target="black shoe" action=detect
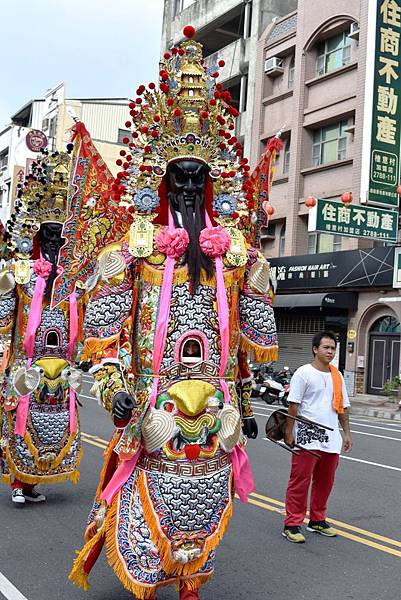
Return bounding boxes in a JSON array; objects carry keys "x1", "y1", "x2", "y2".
[{"x1": 23, "y1": 489, "x2": 46, "y2": 503}]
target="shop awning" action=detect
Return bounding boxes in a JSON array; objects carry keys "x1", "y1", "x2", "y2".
[{"x1": 274, "y1": 291, "x2": 358, "y2": 311}]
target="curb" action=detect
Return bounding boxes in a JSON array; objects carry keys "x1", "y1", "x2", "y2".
[{"x1": 351, "y1": 405, "x2": 401, "y2": 421}]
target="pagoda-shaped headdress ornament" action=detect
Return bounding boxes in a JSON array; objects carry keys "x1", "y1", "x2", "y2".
[
  {"x1": 5, "y1": 150, "x2": 71, "y2": 258},
  {"x1": 112, "y1": 25, "x2": 255, "y2": 230}
]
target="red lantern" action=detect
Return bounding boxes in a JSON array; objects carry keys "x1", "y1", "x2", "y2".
[
  {"x1": 341, "y1": 191, "x2": 353, "y2": 204},
  {"x1": 304, "y1": 196, "x2": 316, "y2": 208},
  {"x1": 397, "y1": 184, "x2": 401, "y2": 195},
  {"x1": 265, "y1": 204, "x2": 275, "y2": 216}
]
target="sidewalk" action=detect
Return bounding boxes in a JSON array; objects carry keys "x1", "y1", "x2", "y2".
[{"x1": 350, "y1": 394, "x2": 401, "y2": 421}]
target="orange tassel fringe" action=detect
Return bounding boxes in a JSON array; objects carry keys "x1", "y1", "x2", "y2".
[{"x1": 239, "y1": 336, "x2": 278, "y2": 363}]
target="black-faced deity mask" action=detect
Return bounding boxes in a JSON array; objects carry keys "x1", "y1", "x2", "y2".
[
  {"x1": 166, "y1": 160, "x2": 214, "y2": 292},
  {"x1": 39, "y1": 222, "x2": 63, "y2": 299},
  {"x1": 167, "y1": 160, "x2": 207, "y2": 214}
]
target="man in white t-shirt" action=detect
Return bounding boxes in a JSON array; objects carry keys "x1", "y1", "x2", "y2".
[{"x1": 282, "y1": 331, "x2": 352, "y2": 543}]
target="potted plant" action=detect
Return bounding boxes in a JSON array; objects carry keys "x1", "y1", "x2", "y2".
[{"x1": 383, "y1": 375, "x2": 401, "y2": 404}]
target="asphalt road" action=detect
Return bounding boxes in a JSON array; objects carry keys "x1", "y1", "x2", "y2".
[{"x1": 1, "y1": 375, "x2": 401, "y2": 600}]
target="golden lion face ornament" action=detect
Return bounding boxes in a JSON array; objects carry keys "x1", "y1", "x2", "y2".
[{"x1": 141, "y1": 379, "x2": 241, "y2": 459}]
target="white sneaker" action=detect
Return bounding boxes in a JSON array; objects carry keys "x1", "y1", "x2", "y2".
[
  {"x1": 23, "y1": 489, "x2": 46, "y2": 502},
  {"x1": 11, "y1": 488, "x2": 25, "y2": 504}
]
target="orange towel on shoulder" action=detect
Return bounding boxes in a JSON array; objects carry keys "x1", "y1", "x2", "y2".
[{"x1": 329, "y1": 364, "x2": 344, "y2": 414}]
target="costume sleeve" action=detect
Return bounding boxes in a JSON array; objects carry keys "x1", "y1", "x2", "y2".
[
  {"x1": 236, "y1": 348, "x2": 254, "y2": 418},
  {"x1": 239, "y1": 248, "x2": 278, "y2": 363},
  {"x1": 0, "y1": 269, "x2": 16, "y2": 337},
  {"x1": 81, "y1": 250, "x2": 134, "y2": 414},
  {"x1": 0, "y1": 269, "x2": 17, "y2": 406}
]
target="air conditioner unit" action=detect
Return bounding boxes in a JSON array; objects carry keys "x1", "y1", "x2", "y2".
[
  {"x1": 348, "y1": 22, "x2": 360, "y2": 40},
  {"x1": 42, "y1": 118, "x2": 49, "y2": 130},
  {"x1": 264, "y1": 56, "x2": 284, "y2": 77}
]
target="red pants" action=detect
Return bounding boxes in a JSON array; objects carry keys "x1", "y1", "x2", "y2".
[
  {"x1": 11, "y1": 478, "x2": 34, "y2": 492},
  {"x1": 284, "y1": 450, "x2": 339, "y2": 526}
]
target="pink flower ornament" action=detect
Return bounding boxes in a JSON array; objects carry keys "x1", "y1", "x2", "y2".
[
  {"x1": 155, "y1": 227, "x2": 189, "y2": 259},
  {"x1": 199, "y1": 226, "x2": 231, "y2": 258},
  {"x1": 33, "y1": 258, "x2": 53, "y2": 279}
]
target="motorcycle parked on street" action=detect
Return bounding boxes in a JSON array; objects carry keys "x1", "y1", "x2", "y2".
[{"x1": 250, "y1": 364, "x2": 292, "y2": 407}]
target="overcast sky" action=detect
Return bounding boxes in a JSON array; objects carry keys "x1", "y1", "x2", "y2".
[{"x1": 0, "y1": 0, "x2": 165, "y2": 128}]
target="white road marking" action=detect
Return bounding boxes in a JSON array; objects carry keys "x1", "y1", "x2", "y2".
[
  {"x1": 339, "y1": 455, "x2": 401, "y2": 472},
  {"x1": 253, "y1": 407, "x2": 401, "y2": 436},
  {"x1": 78, "y1": 393, "x2": 97, "y2": 401},
  {"x1": 257, "y1": 410, "x2": 401, "y2": 441},
  {"x1": 0, "y1": 573, "x2": 28, "y2": 600},
  {"x1": 347, "y1": 422, "x2": 401, "y2": 433},
  {"x1": 349, "y1": 430, "x2": 401, "y2": 442},
  {"x1": 263, "y1": 438, "x2": 401, "y2": 472}
]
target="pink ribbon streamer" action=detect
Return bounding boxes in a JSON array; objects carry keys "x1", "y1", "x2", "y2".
[
  {"x1": 149, "y1": 209, "x2": 176, "y2": 407},
  {"x1": 205, "y1": 212, "x2": 255, "y2": 502},
  {"x1": 67, "y1": 291, "x2": 78, "y2": 360},
  {"x1": 101, "y1": 445, "x2": 142, "y2": 505},
  {"x1": 69, "y1": 387, "x2": 77, "y2": 433},
  {"x1": 149, "y1": 255, "x2": 175, "y2": 407},
  {"x1": 230, "y1": 444, "x2": 256, "y2": 502},
  {"x1": 23, "y1": 277, "x2": 46, "y2": 358},
  {"x1": 101, "y1": 211, "x2": 177, "y2": 504},
  {"x1": 14, "y1": 358, "x2": 32, "y2": 437}
]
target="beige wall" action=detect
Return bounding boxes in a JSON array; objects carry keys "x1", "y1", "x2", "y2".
[
  {"x1": 252, "y1": 1, "x2": 401, "y2": 394},
  {"x1": 253, "y1": 0, "x2": 364, "y2": 257}
]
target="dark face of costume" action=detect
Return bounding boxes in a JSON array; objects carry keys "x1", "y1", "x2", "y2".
[
  {"x1": 166, "y1": 160, "x2": 214, "y2": 292},
  {"x1": 39, "y1": 222, "x2": 63, "y2": 300},
  {"x1": 167, "y1": 161, "x2": 207, "y2": 214},
  {"x1": 39, "y1": 222, "x2": 63, "y2": 263}
]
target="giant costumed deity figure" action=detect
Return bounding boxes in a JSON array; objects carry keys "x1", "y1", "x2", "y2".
[
  {"x1": 0, "y1": 150, "x2": 84, "y2": 505},
  {"x1": 68, "y1": 27, "x2": 278, "y2": 599}
]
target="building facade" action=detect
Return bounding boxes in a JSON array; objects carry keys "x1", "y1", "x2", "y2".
[
  {"x1": 251, "y1": 0, "x2": 401, "y2": 397},
  {"x1": 161, "y1": 0, "x2": 297, "y2": 157},
  {"x1": 0, "y1": 82, "x2": 130, "y2": 225}
]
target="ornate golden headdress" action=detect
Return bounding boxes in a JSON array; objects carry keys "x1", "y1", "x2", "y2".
[
  {"x1": 6, "y1": 150, "x2": 70, "y2": 258},
  {"x1": 112, "y1": 26, "x2": 252, "y2": 224}
]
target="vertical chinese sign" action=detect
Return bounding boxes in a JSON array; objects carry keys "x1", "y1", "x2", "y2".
[{"x1": 362, "y1": 0, "x2": 401, "y2": 208}]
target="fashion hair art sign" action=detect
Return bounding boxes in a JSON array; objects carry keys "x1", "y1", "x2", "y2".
[{"x1": 270, "y1": 247, "x2": 395, "y2": 291}]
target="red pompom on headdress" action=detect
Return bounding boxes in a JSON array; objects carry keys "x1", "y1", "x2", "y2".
[{"x1": 183, "y1": 25, "x2": 196, "y2": 38}]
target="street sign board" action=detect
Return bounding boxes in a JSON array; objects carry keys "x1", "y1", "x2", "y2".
[
  {"x1": 308, "y1": 198, "x2": 398, "y2": 243},
  {"x1": 361, "y1": 0, "x2": 401, "y2": 208},
  {"x1": 26, "y1": 129, "x2": 48, "y2": 152}
]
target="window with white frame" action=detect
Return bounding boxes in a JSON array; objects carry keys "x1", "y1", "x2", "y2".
[
  {"x1": 174, "y1": 0, "x2": 196, "y2": 15},
  {"x1": 117, "y1": 128, "x2": 131, "y2": 145},
  {"x1": 308, "y1": 232, "x2": 342, "y2": 254},
  {"x1": 283, "y1": 137, "x2": 291, "y2": 173},
  {"x1": 0, "y1": 150, "x2": 8, "y2": 173},
  {"x1": 312, "y1": 120, "x2": 347, "y2": 166},
  {"x1": 288, "y1": 56, "x2": 295, "y2": 88},
  {"x1": 316, "y1": 31, "x2": 351, "y2": 76}
]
